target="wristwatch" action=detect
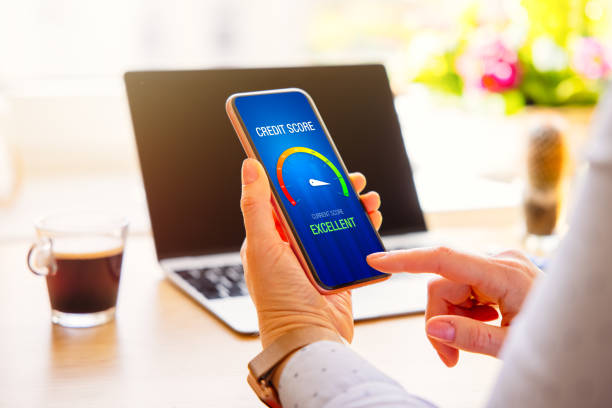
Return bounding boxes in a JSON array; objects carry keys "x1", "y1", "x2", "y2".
[{"x1": 247, "y1": 326, "x2": 343, "y2": 407}]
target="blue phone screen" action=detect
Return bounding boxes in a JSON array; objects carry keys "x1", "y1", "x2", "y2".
[{"x1": 233, "y1": 90, "x2": 386, "y2": 289}]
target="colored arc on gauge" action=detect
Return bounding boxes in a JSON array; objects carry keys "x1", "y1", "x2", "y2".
[{"x1": 276, "y1": 146, "x2": 349, "y2": 206}]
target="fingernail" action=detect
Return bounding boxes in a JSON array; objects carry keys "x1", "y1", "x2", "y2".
[
  {"x1": 367, "y1": 252, "x2": 387, "y2": 261},
  {"x1": 242, "y1": 159, "x2": 258, "y2": 185},
  {"x1": 426, "y1": 321, "x2": 455, "y2": 342}
]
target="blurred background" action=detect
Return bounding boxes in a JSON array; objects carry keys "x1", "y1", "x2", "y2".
[{"x1": 1, "y1": 0, "x2": 610, "y2": 238}]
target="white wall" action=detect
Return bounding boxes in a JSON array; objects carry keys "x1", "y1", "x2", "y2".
[{"x1": 5, "y1": 79, "x2": 137, "y2": 177}]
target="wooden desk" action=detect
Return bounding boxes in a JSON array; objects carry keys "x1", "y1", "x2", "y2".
[{"x1": 0, "y1": 218, "x2": 517, "y2": 408}]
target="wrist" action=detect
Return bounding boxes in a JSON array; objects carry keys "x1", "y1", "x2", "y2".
[{"x1": 258, "y1": 313, "x2": 338, "y2": 348}]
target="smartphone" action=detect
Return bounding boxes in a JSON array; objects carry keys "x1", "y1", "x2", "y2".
[{"x1": 226, "y1": 88, "x2": 389, "y2": 293}]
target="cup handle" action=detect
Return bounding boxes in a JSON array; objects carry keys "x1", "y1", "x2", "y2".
[{"x1": 27, "y1": 237, "x2": 57, "y2": 276}]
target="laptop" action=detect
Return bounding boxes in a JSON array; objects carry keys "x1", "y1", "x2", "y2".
[{"x1": 124, "y1": 64, "x2": 436, "y2": 334}]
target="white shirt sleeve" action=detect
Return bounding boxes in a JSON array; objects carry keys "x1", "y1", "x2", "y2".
[
  {"x1": 486, "y1": 84, "x2": 612, "y2": 408},
  {"x1": 278, "y1": 340, "x2": 436, "y2": 408}
]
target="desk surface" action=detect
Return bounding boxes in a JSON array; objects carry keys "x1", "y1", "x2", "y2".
[{"x1": 0, "y1": 213, "x2": 520, "y2": 408}]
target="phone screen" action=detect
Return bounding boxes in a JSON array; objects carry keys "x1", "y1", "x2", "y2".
[{"x1": 232, "y1": 90, "x2": 387, "y2": 289}]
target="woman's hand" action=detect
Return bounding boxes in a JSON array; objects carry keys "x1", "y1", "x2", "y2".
[
  {"x1": 240, "y1": 158, "x2": 382, "y2": 347},
  {"x1": 367, "y1": 247, "x2": 540, "y2": 366}
]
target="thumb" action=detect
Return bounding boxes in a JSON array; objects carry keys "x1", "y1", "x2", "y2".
[
  {"x1": 425, "y1": 315, "x2": 507, "y2": 358},
  {"x1": 240, "y1": 158, "x2": 280, "y2": 244}
]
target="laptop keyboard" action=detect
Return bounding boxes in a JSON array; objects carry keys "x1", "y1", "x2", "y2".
[
  {"x1": 176, "y1": 265, "x2": 247, "y2": 300},
  {"x1": 174, "y1": 243, "x2": 420, "y2": 301}
]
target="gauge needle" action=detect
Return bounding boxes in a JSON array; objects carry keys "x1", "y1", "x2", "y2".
[{"x1": 309, "y1": 178, "x2": 330, "y2": 186}]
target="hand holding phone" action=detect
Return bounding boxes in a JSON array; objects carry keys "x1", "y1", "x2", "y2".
[
  {"x1": 227, "y1": 88, "x2": 389, "y2": 293},
  {"x1": 238, "y1": 158, "x2": 383, "y2": 345}
]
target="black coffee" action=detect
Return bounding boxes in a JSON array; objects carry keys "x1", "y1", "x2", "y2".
[{"x1": 46, "y1": 243, "x2": 123, "y2": 314}]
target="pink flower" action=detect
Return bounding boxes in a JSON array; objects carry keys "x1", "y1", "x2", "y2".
[
  {"x1": 457, "y1": 38, "x2": 520, "y2": 93},
  {"x1": 571, "y1": 37, "x2": 610, "y2": 80}
]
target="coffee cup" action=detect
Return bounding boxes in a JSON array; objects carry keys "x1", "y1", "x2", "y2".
[{"x1": 27, "y1": 213, "x2": 128, "y2": 328}]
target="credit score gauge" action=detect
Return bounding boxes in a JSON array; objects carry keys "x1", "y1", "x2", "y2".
[{"x1": 276, "y1": 146, "x2": 349, "y2": 206}]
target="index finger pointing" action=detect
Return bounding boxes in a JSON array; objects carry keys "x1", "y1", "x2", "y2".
[{"x1": 366, "y1": 246, "x2": 496, "y2": 286}]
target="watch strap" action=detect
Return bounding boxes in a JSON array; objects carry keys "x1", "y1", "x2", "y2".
[{"x1": 247, "y1": 326, "x2": 342, "y2": 407}]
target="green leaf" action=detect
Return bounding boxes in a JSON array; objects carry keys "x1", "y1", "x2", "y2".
[{"x1": 502, "y1": 90, "x2": 526, "y2": 114}]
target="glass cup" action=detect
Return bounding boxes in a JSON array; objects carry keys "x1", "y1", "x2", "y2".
[{"x1": 27, "y1": 213, "x2": 128, "y2": 328}]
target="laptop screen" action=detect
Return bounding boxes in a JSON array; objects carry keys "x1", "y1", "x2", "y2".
[{"x1": 125, "y1": 65, "x2": 426, "y2": 260}]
